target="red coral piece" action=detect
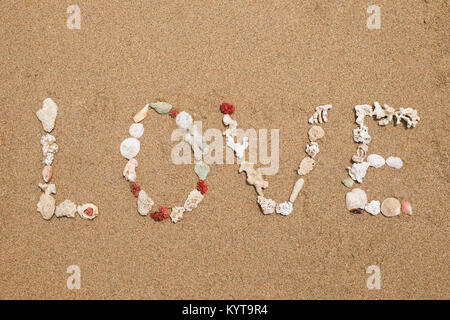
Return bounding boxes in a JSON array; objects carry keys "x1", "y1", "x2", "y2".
[
  {"x1": 150, "y1": 206, "x2": 170, "y2": 221},
  {"x1": 84, "y1": 207, "x2": 93, "y2": 216},
  {"x1": 130, "y1": 182, "x2": 141, "y2": 197},
  {"x1": 220, "y1": 102, "x2": 235, "y2": 114},
  {"x1": 168, "y1": 109, "x2": 180, "y2": 118},
  {"x1": 196, "y1": 180, "x2": 208, "y2": 195}
]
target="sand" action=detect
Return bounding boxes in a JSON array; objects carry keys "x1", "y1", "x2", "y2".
[{"x1": 0, "y1": 1, "x2": 448, "y2": 299}]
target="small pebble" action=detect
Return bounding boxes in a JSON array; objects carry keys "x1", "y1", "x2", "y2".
[
  {"x1": 129, "y1": 123, "x2": 144, "y2": 138},
  {"x1": 194, "y1": 161, "x2": 210, "y2": 180},
  {"x1": 381, "y1": 197, "x2": 401, "y2": 217},
  {"x1": 386, "y1": 156, "x2": 403, "y2": 169},
  {"x1": 401, "y1": 201, "x2": 412, "y2": 215},
  {"x1": 342, "y1": 177, "x2": 354, "y2": 188}
]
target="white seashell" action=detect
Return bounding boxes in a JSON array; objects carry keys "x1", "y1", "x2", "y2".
[
  {"x1": 44, "y1": 153, "x2": 54, "y2": 166},
  {"x1": 365, "y1": 200, "x2": 381, "y2": 216},
  {"x1": 345, "y1": 188, "x2": 368, "y2": 212},
  {"x1": 137, "y1": 190, "x2": 154, "y2": 216},
  {"x1": 386, "y1": 156, "x2": 403, "y2": 169},
  {"x1": 305, "y1": 142, "x2": 319, "y2": 158},
  {"x1": 120, "y1": 137, "x2": 140, "y2": 159},
  {"x1": 133, "y1": 104, "x2": 149, "y2": 123},
  {"x1": 77, "y1": 203, "x2": 98, "y2": 220},
  {"x1": 297, "y1": 157, "x2": 315, "y2": 176},
  {"x1": 308, "y1": 125, "x2": 325, "y2": 142},
  {"x1": 353, "y1": 125, "x2": 371, "y2": 144},
  {"x1": 367, "y1": 154, "x2": 385, "y2": 168},
  {"x1": 129, "y1": 123, "x2": 144, "y2": 138},
  {"x1": 276, "y1": 201, "x2": 293, "y2": 216},
  {"x1": 347, "y1": 162, "x2": 370, "y2": 183},
  {"x1": 289, "y1": 178, "x2": 304, "y2": 203},
  {"x1": 256, "y1": 196, "x2": 277, "y2": 215},
  {"x1": 123, "y1": 158, "x2": 138, "y2": 182},
  {"x1": 351, "y1": 144, "x2": 368, "y2": 163},
  {"x1": 170, "y1": 206, "x2": 185, "y2": 223},
  {"x1": 184, "y1": 189, "x2": 204, "y2": 212},
  {"x1": 37, "y1": 183, "x2": 56, "y2": 220},
  {"x1": 381, "y1": 198, "x2": 401, "y2": 217},
  {"x1": 55, "y1": 200, "x2": 77, "y2": 218},
  {"x1": 36, "y1": 98, "x2": 58, "y2": 132},
  {"x1": 176, "y1": 111, "x2": 193, "y2": 129}
]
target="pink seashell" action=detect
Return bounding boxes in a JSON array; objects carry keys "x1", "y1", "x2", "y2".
[
  {"x1": 42, "y1": 165, "x2": 53, "y2": 183},
  {"x1": 401, "y1": 201, "x2": 412, "y2": 215}
]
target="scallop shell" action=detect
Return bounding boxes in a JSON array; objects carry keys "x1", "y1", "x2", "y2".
[
  {"x1": 120, "y1": 137, "x2": 140, "y2": 159},
  {"x1": 129, "y1": 123, "x2": 144, "y2": 138}
]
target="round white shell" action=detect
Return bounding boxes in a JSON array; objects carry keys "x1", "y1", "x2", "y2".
[
  {"x1": 176, "y1": 111, "x2": 193, "y2": 129},
  {"x1": 386, "y1": 156, "x2": 403, "y2": 169},
  {"x1": 367, "y1": 154, "x2": 385, "y2": 168},
  {"x1": 129, "y1": 123, "x2": 144, "y2": 138},
  {"x1": 120, "y1": 137, "x2": 140, "y2": 159}
]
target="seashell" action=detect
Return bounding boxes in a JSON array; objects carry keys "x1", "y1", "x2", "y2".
[
  {"x1": 342, "y1": 177, "x2": 354, "y2": 188},
  {"x1": 401, "y1": 201, "x2": 412, "y2": 215},
  {"x1": 44, "y1": 153, "x2": 54, "y2": 166},
  {"x1": 347, "y1": 162, "x2": 370, "y2": 183},
  {"x1": 37, "y1": 183, "x2": 56, "y2": 220},
  {"x1": 120, "y1": 137, "x2": 140, "y2": 159},
  {"x1": 297, "y1": 157, "x2": 315, "y2": 176},
  {"x1": 137, "y1": 190, "x2": 154, "y2": 216},
  {"x1": 256, "y1": 196, "x2": 277, "y2": 215},
  {"x1": 365, "y1": 200, "x2": 380, "y2": 216},
  {"x1": 129, "y1": 123, "x2": 144, "y2": 138},
  {"x1": 77, "y1": 203, "x2": 98, "y2": 220},
  {"x1": 276, "y1": 201, "x2": 293, "y2": 216},
  {"x1": 183, "y1": 189, "x2": 204, "y2": 212},
  {"x1": 308, "y1": 104, "x2": 332, "y2": 124},
  {"x1": 123, "y1": 158, "x2": 138, "y2": 182},
  {"x1": 381, "y1": 197, "x2": 401, "y2": 217},
  {"x1": 55, "y1": 200, "x2": 77, "y2": 218},
  {"x1": 367, "y1": 154, "x2": 385, "y2": 168},
  {"x1": 308, "y1": 125, "x2": 325, "y2": 142},
  {"x1": 42, "y1": 166, "x2": 53, "y2": 183},
  {"x1": 352, "y1": 144, "x2": 369, "y2": 163},
  {"x1": 345, "y1": 188, "x2": 368, "y2": 212},
  {"x1": 289, "y1": 178, "x2": 304, "y2": 203},
  {"x1": 239, "y1": 162, "x2": 268, "y2": 196},
  {"x1": 305, "y1": 142, "x2": 319, "y2": 158},
  {"x1": 170, "y1": 206, "x2": 185, "y2": 223},
  {"x1": 353, "y1": 125, "x2": 371, "y2": 144},
  {"x1": 176, "y1": 111, "x2": 193, "y2": 129},
  {"x1": 133, "y1": 104, "x2": 149, "y2": 123},
  {"x1": 386, "y1": 156, "x2": 403, "y2": 169},
  {"x1": 150, "y1": 101, "x2": 172, "y2": 114},
  {"x1": 194, "y1": 161, "x2": 210, "y2": 180},
  {"x1": 36, "y1": 98, "x2": 58, "y2": 132}
]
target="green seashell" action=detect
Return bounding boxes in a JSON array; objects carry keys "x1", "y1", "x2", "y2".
[
  {"x1": 150, "y1": 101, "x2": 172, "y2": 114},
  {"x1": 194, "y1": 161, "x2": 210, "y2": 180},
  {"x1": 342, "y1": 177, "x2": 354, "y2": 188}
]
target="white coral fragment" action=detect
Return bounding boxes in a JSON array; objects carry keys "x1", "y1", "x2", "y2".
[
  {"x1": 256, "y1": 196, "x2": 277, "y2": 215},
  {"x1": 55, "y1": 200, "x2": 77, "y2": 218},
  {"x1": 183, "y1": 189, "x2": 204, "y2": 212},
  {"x1": 354, "y1": 104, "x2": 373, "y2": 127},
  {"x1": 308, "y1": 104, "x2": 332, "y2": 124},
  {"x1": 36, "y1": 98, "x2": 58, "y2": 132},
  {"x1": 394, "y1": 108, "x2": 420, "y2": 128},
  {"x1": 40, "y1": 134, "x2": 58, "y2": 165},
  {"x1": 353, "y1": 125, "x2": 371, "y2": 144},
  {"x1": 37, "y1": 183, "x2": 56, "y2": 220},
  {"x1": 347, "y1": 162, "x2": 370, "y2": 183},
  {"x1": 170, "y1": 206, "x2": 185, "y2": 223},
  {"x1": 223, "y1": 114, "x2": 248, "y2": 159},
  {"x1": 137, "y1": 190, "x2": 154, "y2": 216},
  {"x1": 305, "y1": 142, "x2": 319, "y2": 158},
  {"x1": 276, "y1": 201, "x2": 293, "y2": 216},
  {"x1": 289, "y1": 178, "x2": 304, "y2": 203},
  {"x1": 123, "y1": 158, "x2": 138, "y2": 182},
  {"x1": 238, "y1": 162, "x2": 269, "y2": 196}
]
